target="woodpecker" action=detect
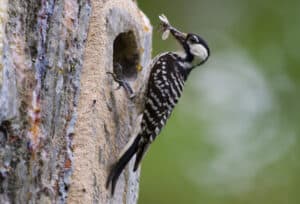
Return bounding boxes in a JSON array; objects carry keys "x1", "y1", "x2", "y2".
[{"x1": 106, "y1": 14, "x2": 210, "y2": 195}]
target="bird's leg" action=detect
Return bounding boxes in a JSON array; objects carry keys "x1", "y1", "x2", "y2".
[{"x1": 107, "y1": 63, "x2": 136, "y2": 99}]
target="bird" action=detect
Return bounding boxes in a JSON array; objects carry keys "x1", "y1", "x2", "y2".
[{"x1": 106, "y1": 14, "x2": 210, "y2": 195}]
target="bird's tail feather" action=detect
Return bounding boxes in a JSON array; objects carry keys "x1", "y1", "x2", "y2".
[
  {"x1": 106, "y1": 134, "x2": 141, "y2": 195},
  {"x1": 133, "y1": 141, "x2": 150, "y2": 171}
]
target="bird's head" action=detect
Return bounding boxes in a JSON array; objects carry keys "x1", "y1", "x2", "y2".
[
  {"x1": 184, "y1": 33, "x2": 210, "y2": 65},
  {"x1": 159, "y1": 14, "x2": 210, "y2": 67}
]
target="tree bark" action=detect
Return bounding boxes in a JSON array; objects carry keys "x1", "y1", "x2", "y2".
[{"x1": 0, "y1": 0, "x2": 152, "y2": 203}]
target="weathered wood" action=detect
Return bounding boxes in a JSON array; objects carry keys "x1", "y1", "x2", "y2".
[{"x1": 0, "y1": 0, "x2": 152, "y2": 203}]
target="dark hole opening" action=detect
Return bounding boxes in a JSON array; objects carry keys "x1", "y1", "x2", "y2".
[{"x1": 113, "y1": 31, "x2": 140, "y2": 80}]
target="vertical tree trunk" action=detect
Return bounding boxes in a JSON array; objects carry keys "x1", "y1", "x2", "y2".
[{"x1": 0, "y1": 0, "x2": 152, "y2": 203}]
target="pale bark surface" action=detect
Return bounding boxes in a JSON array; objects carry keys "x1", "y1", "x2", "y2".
[{"x1": 0, "y1": 0, "x2": 152, "y2": 203}]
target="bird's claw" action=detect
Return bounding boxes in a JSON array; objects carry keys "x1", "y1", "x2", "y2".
[
  {"x1": 107, "y1": 72, "x2": 136, "y2": 100},
  {"x1": 115, "y1": 85, "x2": 122, "y2": 90}
]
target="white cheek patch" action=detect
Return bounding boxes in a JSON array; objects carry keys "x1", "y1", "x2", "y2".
[{"x1": 190, "y1": 44, "x2": 208, "y2": 61}]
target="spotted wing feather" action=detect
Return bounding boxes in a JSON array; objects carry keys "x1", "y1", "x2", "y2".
[
  {"x1": 106, "y1": 53, "x2": 187, "y2": 195},
  {"x1": 133, "y1": 53, "x2": 186, "y2": 169}
]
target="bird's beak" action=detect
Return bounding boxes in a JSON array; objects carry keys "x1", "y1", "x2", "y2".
[
  {"x1": 159, "y1": 14, "x2": 187, "y2": 45},
  {"x1": 161, "y1": 25, "x2": 187, "y2": 46},
  {"x1": 171, "y1": 30, "x2": 187, "y2": 45}
]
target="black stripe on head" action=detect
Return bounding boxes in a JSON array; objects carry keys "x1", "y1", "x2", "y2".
[{"x1": 186, "y1": 33, "x2": 210, "y2": 57}]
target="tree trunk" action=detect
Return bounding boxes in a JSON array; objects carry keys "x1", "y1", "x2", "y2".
[{"x1": 0, "y1": 0, "x2": 152, "y2": 203}]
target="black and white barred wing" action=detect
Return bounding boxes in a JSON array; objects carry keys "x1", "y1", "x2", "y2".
[
  {"x1": 142, "y1": 53, "x2": 185, "y2": 141},
  {"x1": 106, "y1": 53, "x2": 185, "y2": 195},
  {"x1": 132, "y1": 53, "x2": 185, "y2": 169}
]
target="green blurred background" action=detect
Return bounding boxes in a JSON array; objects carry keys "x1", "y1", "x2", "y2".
[{"x1": 138, "y1": 0, "x2": 300, "y2": 204}]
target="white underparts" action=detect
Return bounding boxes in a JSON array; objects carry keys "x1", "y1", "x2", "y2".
[{"x1": 175, "y1": 51, "x2": 187, "y2": 59}]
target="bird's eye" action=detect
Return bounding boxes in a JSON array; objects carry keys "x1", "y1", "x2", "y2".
[{"x1": 189, "y1": 36, "x2": 197, "y2": 43}]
